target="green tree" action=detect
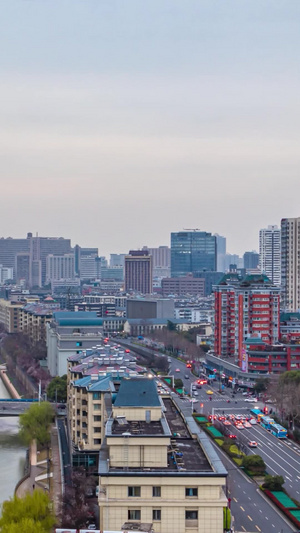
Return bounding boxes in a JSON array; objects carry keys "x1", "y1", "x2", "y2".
[
  {"x1": 46, "y1": 375, "x2": 67, "y2": 403},
  {"x1": 0, "y1": 490, "x2": 55, "y2": 533},
  {"x1": 167, "y1": 320, "x2": 177, "y2": 332},
  {"x1": 19, "y1": 402, "x2": 54, "y2": 447},
  {"x1": 263, "y1": 474, "x2": 285, "y2": 491},
  {"x1": 253, "y1": 377, "x2": 269, "y2": 393},
  {"x1": 242, "y1": 454, "x2": 266, "y2": 474}
]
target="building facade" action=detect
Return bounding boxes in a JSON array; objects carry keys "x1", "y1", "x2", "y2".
[
  {"x1": 259, "y1": 225, "x2": 281, "y2": 286},
  {"x1": 281, "y1": 217, "x2": 300, "y2": 311},
  {"x1": 215, "y1": 235, "x2": 226, "y2": 273},
  {"x1": 214, "y1": 274, "x2": 280, "y2": 366},
  {"x1": 98, "y1": 378, "x2": 227, "y2": 533},
  {"x1": 125, "y1": 250, "x2": 153, "y2": 294},
  {"x1": 243, "y1": 251, "x2": 259, "y2": 270},
  {"x1": 161, "y1": 276, "x2": 205, "y2": 297},
  {"x1": 171, "y1": 231, "x2": 216, "y2": 278},
  {"x1": 46, "y1": 254, "x2": 75, "y2": 283}
]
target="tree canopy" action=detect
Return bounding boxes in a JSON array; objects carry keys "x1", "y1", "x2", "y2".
[
  {"x1": 46, "y1": 375, "x2": 67, "y2": 403},
  {"x1": 19, "y1": 402, "x2": 54, "y2": 447},
  {"x1": 0, "y1": 490, "x2": 55, "y2": 533}
]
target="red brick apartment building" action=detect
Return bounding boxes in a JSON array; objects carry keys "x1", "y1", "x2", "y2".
[{"x1": 214, "y1": 274, "x2": 280, "y2": 367}]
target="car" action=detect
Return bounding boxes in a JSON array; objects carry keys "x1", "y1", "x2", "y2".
[
  {"x1": 236, "y1": 423, "x2": 244, "y2": 430},
  {"x1": 244, "y1": 397, "x2": 257, "y2": 402},
  {"x1": 184, "y1": 374, "x2": 189, "y2": 379},
  {"x1": 175, "y1": 368, "x2": 181, "y2": 372},
  {"x1": 249, "y1": 418, "x2": 257, "y2": 425},
  {"x1": 206, "y1": 390, "x2": 214, "y2": 395},
  {"x1": 186, "y1": 363, "x2": 192, "y2": 368},
  {"x1": 125, "y1": 349, "x2": 130, "y2": 353},
  {"x1": 248, "y1": 441, "x2": 258, "y2": 448},
  {"x1": 193, "y1": 391, "x2": 198, "y2": 396},
  {"x1": 87, "y1": 525, "x2": 97, "y2": 530},
  {"x1": 228, "y1": 434, "x2": 237, "y2": 439},
  {"x1": 223, "y1": 420, "x2": 231, "y2": 426},
  {"x1": 244, "y1": 422, "x2": 251, "y2": 428}
]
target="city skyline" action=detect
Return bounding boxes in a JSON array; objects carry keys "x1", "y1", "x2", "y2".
[{"x1": 1, "y1": 2, "x2": 300, "y2": 258}]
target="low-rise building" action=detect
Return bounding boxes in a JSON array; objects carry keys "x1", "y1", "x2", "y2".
[
  {"x1": 123, "y1": 318, "x2": 201, "y2": 337},
  {"x1": 46, "y1": 311, "x2": 103, "y2": 376},
  {"x1": 98, "y1": 378, "x2": 227, "y2": 533}
]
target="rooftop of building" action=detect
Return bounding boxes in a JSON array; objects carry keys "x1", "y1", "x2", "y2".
[
  {"x1": 125, "y1": 318, "x2": 189, "y2": 325},
  {"x1": 280, "y1": 312, "x2": 300, "y2": 322},
  {"x1": 53, "y1": 310, "x2": 103, "y2": 326},
  {"x1": 99, "y1": 396, "x2": 226, "y2": 476},
  {"x1": 114, "y1": 378, "x2": 161, "y2": 408},
  {"x1": 73, "y1": 374, "x2": 113, "y2": 392}
]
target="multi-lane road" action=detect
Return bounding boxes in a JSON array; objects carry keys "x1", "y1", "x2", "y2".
[{"x1": 158, "y1": 352, "x2": 297, "y2": 533}]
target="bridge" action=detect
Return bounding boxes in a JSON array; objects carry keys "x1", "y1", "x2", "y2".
[
  {"x1": 0, "y1": 399, "x2": 39, "y2": 416},
  {"x1": 0, "y1": 399, "x2": 67, "y2": 416}
]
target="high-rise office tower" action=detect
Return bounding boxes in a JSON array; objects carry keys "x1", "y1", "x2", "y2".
[
  {"x1": 281, "y1": 217, "x2": 300, "y2": 311},
  {"x1": 171, "y1": 231, "x2": 216, "y2": 277},
  {"x1": 215, "y1": 234, "x2": 226, "y2": 272},
  {"x1": 243, "y1": 251, "x2": 259, "y2": 270},
  {"x1": 259, "y1": 225, "x2": 281, "y2": 286},
  {"x1": 29, "y1": 235, "x2": 72, "y2": 287},
  {"x1": 125, "y1": 250, "x2": 152, "y2": 294}
]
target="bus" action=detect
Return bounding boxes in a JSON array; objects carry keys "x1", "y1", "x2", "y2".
[
  {"x1": 250, "y1": 408, "x2": 263, "y2": 420},
  {"x1": 260, "y1": 416, "x2": 275, "y2": 430},
  {"x1": 270, "y1": 424, "x2": 288, "y2": 439}
]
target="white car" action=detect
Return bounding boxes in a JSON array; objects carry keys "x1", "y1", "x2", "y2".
[
  {"x1": 175, "y1": 368, "x2": 181, "y2": 372},
  {"x1": 244, "y1": 397, "x2": 257, "y2": 402}
]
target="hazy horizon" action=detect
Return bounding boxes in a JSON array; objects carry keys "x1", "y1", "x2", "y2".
[{"x1": 1, "y1": 1, "x2": 300, "y2": 257}]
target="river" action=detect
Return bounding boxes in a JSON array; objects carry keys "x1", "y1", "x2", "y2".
[{"x1": 0, "y1": 377, "x2": 27, "y2": 510}]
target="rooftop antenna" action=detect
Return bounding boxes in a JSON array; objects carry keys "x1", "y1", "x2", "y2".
[{"x1": 183, "y1": 228, "x2": 200, "y2": 231}]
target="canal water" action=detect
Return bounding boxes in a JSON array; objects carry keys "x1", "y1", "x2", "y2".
[{"x1": 0, "y1": 377, "x2": 27, "y2": 510}]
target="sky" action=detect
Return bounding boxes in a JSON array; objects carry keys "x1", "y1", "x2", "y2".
[{"x1": 1, "y1": 1, "x2": 300, "y2": 258}]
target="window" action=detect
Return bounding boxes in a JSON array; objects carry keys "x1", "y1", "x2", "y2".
[
  {"x1": 152, "y1": 486, "x2": 161, "y2": 497},
  {"x1": 128, "y1": 510, "x2": 141, "y2": 520},
  {"x1": 93, "y1": 392, "x2": 101, "y2": 400},
  {"x1": 185, "y1": 510, "x2": 198, "y2": 520},
  {"x1": 152, "y1": 509, "x2": 161, "y2": 521},
  {"x1": 93, "y1": 427, "x2": 101, "y2": 433},
  {"x1": 94, "y1": 415, "x2": 101, "y2": 422},
  {"x1": 94, "y1": 404, "x2": 101, "y2": 410},
  {"x1": 185, "y1": 488, "x2": 198, "y2": 497},
  {"x1": 128, "y1": 486, "x2": 141, "y2": 497},
  {"x1": 94, "y1": 438, "x2": 101, "y2": 445}
]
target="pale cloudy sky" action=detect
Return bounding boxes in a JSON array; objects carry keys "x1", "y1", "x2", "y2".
[{"x1": 1, "y1": 1, "x2": 300, "y2": 257}]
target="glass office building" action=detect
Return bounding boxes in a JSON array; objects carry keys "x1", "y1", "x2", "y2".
[{"x1": 171, "y1": 231, "x2": 216, "y2": 277}]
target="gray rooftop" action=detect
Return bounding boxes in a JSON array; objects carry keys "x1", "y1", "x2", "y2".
[{"x1": 114, "y1": 378, "x2": 161, "y2": 408}]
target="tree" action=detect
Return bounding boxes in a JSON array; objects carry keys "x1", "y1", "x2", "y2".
[
  {"x1": 242, "y1": 454, "x2": 266, "y2": 474},
  {"x1": 263, "y1": 474, "x2": 285, "y2": 491},
  {"x1": 46, "y1": 375, "x2": 67, "y2": 403},
  {"x1": 19, "y1": 402, "x2": 54, "y2": 448},
  {"x1": 61, "y1": 467, "x2": 96, "y2": 529},
  {"x1": 154, "y1": 355, "x2": 169, "y2": 374},
  {"x1": 167, "y1": 320, "x2": 177, "y2": 332},
  {"x1": 253, "y1": 377, "x2": 269, "y2": 393},
  {"x1": 0, "y1": 489, "x2": 55, "y2": 533}
]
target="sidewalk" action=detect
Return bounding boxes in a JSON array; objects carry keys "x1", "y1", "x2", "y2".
[{"x1": 15, "y1": 424, "x2": 63, "y2": 522}]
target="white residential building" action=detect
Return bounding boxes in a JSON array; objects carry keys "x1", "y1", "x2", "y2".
[
  {"x1": 259, "y1": 225, "x2": 281, "y2": 286},
  {"x1": 281, "y1": 217, "x2": 300, "y2": 311},
  {"x1": 46, "y1": 254, "x2": 75, "y2": 283}
]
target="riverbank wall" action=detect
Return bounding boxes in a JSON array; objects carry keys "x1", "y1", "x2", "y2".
[{"x1": 0, "y1": 369, "x2": 21, "y2": 399}]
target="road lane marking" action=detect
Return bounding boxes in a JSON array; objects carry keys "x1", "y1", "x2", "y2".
[
  {"x1": 247, "y1": 515, "x2": 253, "y2": 521},
  {"x1": 272, "y1": 524, "x2": 275, "y2": 528},
  {"x1": 241, "y1": 526, "x2": 246, "y2": 531},
  {"x1": 253, "y1": 502, "x2": 257, "y2": 506},
  {"x1": 255, "y1": 526, "x2": 261, "y2": 531},
  {"x1": 233, "y1": 497, "x2": 238, "y2": 502},
  {"x1": 259, "y1": 509, "x2": 262, "y2": 513},
  {"x1": 240, "y1": 505, "x2": 245, "y2": 511}
]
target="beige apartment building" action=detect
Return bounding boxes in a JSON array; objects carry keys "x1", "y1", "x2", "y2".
[
  {"x1": 98, "y1": 378, "x2": 227, "y2": 533},
  {"x1": 0, "y1": 299, "x2": 23, "y2": 333},
  {"x1": 69, "y1": 373, "x2": 112, "y2": 452}
]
